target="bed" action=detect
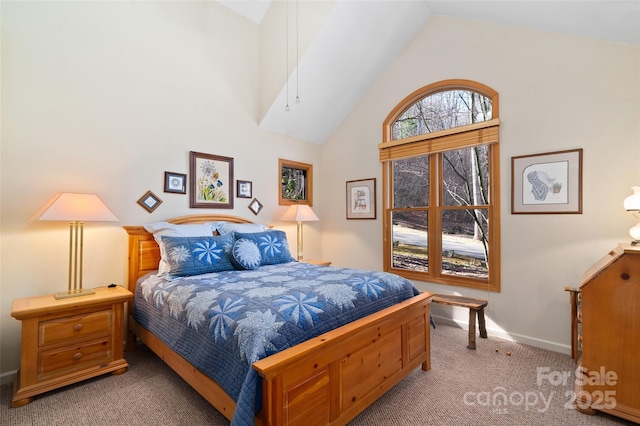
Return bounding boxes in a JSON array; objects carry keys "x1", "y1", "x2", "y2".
[{"x1": 124, "y1": 214, "x2": 432, "y2": 425}]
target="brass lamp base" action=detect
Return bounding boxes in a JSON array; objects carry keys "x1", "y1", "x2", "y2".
[{"x1": 54, "y1": 288, "x2": 95, "y2": 299}]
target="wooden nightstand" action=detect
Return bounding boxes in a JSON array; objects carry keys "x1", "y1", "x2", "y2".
[
  {"x1": 302, "y1": 259, "x2": 332, "y2": 267},
  {"x1": 10, "y1": 286, "x2": 133, "y2": 407}
]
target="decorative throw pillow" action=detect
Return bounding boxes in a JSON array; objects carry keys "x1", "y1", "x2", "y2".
[
  {"x1": 215, "y1": 222, "x2": 269, "y2": 236},
  {"x1": 160, "y1": 234, "x2": 236, "y2": 276},
  {"x1": 229, "y1": 238, "x2": 262, "y2": 270},
  {"x1": 143, "y1": 222, "x2": 216, "y2": 276},
  {"x1": 235, "y1": 230, "x2": 295, "y2": 266}
]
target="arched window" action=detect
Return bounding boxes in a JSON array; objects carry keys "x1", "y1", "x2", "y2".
[{"x1": 379, "y1": 80, "x2": 501, "y2": 291}]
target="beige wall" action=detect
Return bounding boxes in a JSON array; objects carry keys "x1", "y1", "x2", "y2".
[
  {"x1": 321, "y1": 16, "x2": 640, "y2": 352},
  {"x1": 2, "y1": 3, "x2": 639, "y2": 384},
  {"x1": 0, "y1": 1, "x2": 323, "y2": 382}
]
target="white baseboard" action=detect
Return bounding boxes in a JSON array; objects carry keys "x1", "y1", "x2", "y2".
[
  {"x1": 1, "y1": 370, "x2": 17, "y2": 386},
  {"x1": 431, "y1": 314, "x2": 571, "y2": 355}
]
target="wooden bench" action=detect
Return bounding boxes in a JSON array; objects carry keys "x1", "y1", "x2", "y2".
[{"x1": 432, "y1": 294, "x2": 488, "y2": 350}]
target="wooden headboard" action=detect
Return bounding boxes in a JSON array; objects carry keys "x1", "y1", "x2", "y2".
[{"x1": 123, "y1": 214, "x2": 258, "y2": 293}]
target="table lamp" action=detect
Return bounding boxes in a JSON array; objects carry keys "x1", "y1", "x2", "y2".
[
  {"x1": 31, "y1": 193, "x2": 119, "y2": 298},
  {"x1": 624, "y1": 186, "x2": 640, "y2": 245},
  {"x1": 280, "y1": 204, "x2": 319, "y2": 261}
]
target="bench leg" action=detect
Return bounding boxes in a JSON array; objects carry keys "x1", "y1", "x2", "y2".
[
  {"x1": 478, "y1": 308, "x2": 487, "y2": 339},
  {"x1": 467, "y1": 309, "x2": 477, "y2": 350}
]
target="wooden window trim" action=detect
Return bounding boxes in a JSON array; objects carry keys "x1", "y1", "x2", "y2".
[{"x1": 380, "y1": 80, "x2": 501, "y2": 292}]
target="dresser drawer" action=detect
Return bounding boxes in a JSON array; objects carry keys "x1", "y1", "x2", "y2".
[
  {"x1": 37, "y1": 337, "x2": 112, "y2": 380},
  {"x1": 39, "y1": 310, "x2": 112, "y2": 346}
]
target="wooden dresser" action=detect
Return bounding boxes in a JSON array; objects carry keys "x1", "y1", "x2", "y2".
[
  {"x1": 567, "y1": 243, "x2": 640, "y2": 423},
  {"x1": 11, "y1": 286, "x2": 133, "y2": 407}
]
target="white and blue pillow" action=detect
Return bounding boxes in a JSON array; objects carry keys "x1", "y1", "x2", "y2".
[
  {"x1": 144, "y1": 221, "x2": 216, "y2": 276},
  {"x1": 235, "y1": 230, "x2": 295, "y2": 265},
  {"x1": 229, "y1": 238, "x2": 262, "y2": 270},
  {"x1": 160, "y1": 234, "x2": 235, "y2": 276}
]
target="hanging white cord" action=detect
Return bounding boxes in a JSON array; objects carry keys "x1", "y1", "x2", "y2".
[
  {"x1": 295, "y1": 0, "x2": 300, "y2": 104},
  {"x1": 285, "y1": 0, "x2": 290, "y2": 112}
]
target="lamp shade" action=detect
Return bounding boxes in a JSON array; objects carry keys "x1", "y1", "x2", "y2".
[
  {"x1": 31, "y1": 193, "x2": 118, "y2": 222},
  {"x1": 280, "y1": 204, "x2": 319, "y2": 222},
  {"x1": 624, "y1": 186, "x2": 640, "y2": 211}
]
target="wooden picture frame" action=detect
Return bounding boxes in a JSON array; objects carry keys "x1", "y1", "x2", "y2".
[
  {"x1": 346, "y1": 178, "x2": 376, "y2": 220},
  {"x1": 511, "y1": 148, "x2": 583, "y2": 214},
  {"x1": 164, "y1": 172, "x2": 187, "y2": 194},
  {"x1": 248, "y1": 198, "x2": 263, "y2": 215},
  {"x1": 237, "y1": 180, "x2": 252, "y2": 199},
  {"x1": 137, "y1": 190, "x2": 163, "y2": 213},
  {"x1": 189, "y1": 151, "x2": 234, "y2": 209},
  {"x1": 279, "y1": 158, "x2": 313, "y2": 206}
]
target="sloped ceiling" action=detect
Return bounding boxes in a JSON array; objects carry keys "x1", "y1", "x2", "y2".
[{"x1": 218, "y1": 0, "x2": 640, "y2": 144}]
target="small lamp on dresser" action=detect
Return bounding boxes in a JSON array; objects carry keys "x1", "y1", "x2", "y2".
[
  {"x1": 623, "y1": 186, "x2": 640, "y2": 245},
  {"x1": 31, "y1": 192, "x2": 119, "y2": 298}
]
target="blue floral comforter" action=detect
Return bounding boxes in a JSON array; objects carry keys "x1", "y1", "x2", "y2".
[{"x1": 132, "y1": 261, "x2": 419, "y2": 425}]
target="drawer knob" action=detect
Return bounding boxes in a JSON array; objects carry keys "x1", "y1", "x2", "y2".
[
  {"x1": 73, "y1": 352, "x2": 82, "y2": 361},
  {"x1": 73, "y1": 323, "x2": 83, "y2": 332}
]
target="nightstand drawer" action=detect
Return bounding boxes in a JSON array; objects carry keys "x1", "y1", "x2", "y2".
[
  {"x1": 39, "y1": 310, "x2": 112, "y2": 346},
  {"x1": 37, "y1": 337, "x2": 112, "y2": 380}
]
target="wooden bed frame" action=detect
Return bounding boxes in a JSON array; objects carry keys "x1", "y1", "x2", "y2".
[{"x1": 124, "y1": 214, "x2": 432, "y2": 425}]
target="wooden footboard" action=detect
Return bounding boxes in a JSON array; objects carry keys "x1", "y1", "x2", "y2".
[
  {"x1": 253, "y1": 291, "x2": 432, "y2": 425},
  {"x1": 129, "y1": 291, "x2": 431, "y2": 425}
]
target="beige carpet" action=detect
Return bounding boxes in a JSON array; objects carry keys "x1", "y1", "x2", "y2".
[{"x1": 1, "y1": 323, "x2": 635, "y2": 425}]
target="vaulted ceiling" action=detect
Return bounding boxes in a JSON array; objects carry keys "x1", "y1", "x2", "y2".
[{"x1": 218, "y1": 1, "x2": 640, "y2": 144}]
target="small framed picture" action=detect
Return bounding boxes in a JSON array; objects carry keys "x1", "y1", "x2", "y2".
[
  {"x1": 237, "y1": 180, "x2": 253, "y2": 198},
  {"x1": 346, "y1": 178, "x2": 376, "y2": 219},
  {"x1": 164, "y1": 172, "x2": 187, "y2": 194},
  {"x1": 138, "y1": 190, "x2": 163, "y2": 213},
  {"x1": 511, "y1": 149, "x2": 583, "y2": 214},
  {"x1": 248, "y1": 198, "x2": 263, "y2": 215}
]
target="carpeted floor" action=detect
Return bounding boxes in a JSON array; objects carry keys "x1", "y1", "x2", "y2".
[{"x1": 1, "y1": 323, "x2": 635, "y2": 425}]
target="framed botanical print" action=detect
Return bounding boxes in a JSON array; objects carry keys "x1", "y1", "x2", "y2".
[{"x1": 189, "y1": 151, "x2": 234, "y2": 209}]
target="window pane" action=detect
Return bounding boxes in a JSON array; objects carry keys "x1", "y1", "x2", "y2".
[
  {"x1": 391, "y1": 210, "x2": 428, "y2": 272},
  {"x1": 442, "y1": 145, "x2": 490, "y2": 207},
  {"x1": 393, "y1": 156, "x2": 429, "y2": 208},
  {"x1": 441, "y1": 209, "x2": 488, "y2": 280},
  {"x1": 393, "y1": 90, "x2": 492, "y2": 140}
]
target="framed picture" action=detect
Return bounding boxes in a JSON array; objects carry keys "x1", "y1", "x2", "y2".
[
  {"x1": 346, "y1": 178, "x2": 376, "y2": 219},
  {"x1": 164, "y1": 171, "x2": 186, "y2": 194},
  {"x1": 189, "y1": 151, "x2": 234, "y2": 209},
  {"x1": 248, "y1": 198, "x2": 263, "y2": 215},
  {"x1": 511, "y1": 148, "x2": 583, "y2": 214},
  {"x1": 279, "y1": 158, "x2": 313, "y2": 206},
  {"x1": 137, "y1": 190, "x2": 163, "y2": 213},
  {"x1": 237, "y1": 180, "x2": 252, "y2": 199}
]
